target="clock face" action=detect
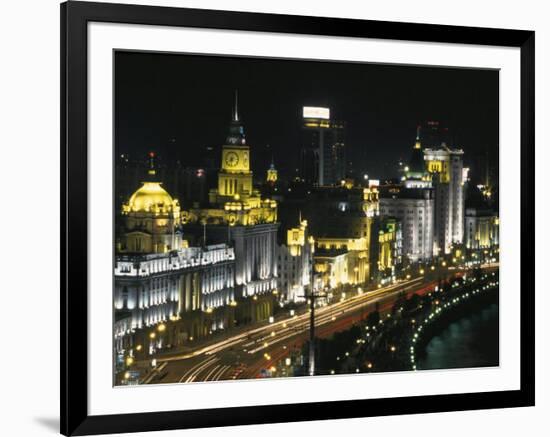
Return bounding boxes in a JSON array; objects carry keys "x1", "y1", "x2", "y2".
[{"x1": 225, "y1": 151, "x2": 239, "y2": 167}]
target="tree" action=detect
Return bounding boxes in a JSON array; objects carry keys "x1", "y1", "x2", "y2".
[{"x1": 366, "y1": 310, "x2": 380, "y2": 327}]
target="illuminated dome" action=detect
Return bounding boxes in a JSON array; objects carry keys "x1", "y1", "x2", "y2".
[{"x1": 124, "y1": 182, "x2": 179, "y2": 214}]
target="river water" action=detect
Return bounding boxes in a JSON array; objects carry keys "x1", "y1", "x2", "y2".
[{"x1": 417, "y1": 303, "x2": 499, "y2": 370}]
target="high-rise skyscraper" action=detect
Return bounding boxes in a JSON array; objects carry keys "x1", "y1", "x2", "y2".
[
  {"x1": 300, "y1": 106, "x2": 346, "y2": 186},
  {"x1": 424, "y1": 146, "x2": 466, "y2": 255}
]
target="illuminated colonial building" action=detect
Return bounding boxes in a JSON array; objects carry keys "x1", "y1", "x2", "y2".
[
  {"x1": 118, "y1": 153, "x2": 185, "y2": 254},
  {"x1": 314, "y1": 248, "x2": 350, "y2": 290},
  {"x1": 379, "y1": 131, "x2": 435, "y2": 263},
  {"x1": 464, "y1": 208, "x2": 499, "y2": 249},
  {"x1": 180, "y1": 95, "x2": 279, "y2": 321},
  {"x1": 301, "y1": 186, "x2": 379, "y2": 286},
  {"x1": 379, "y1": 185, "x2": 434, "y2": 263},
  {"x1": 277, "y1": 218, "x2": 315, "y2": 303},
  {"x1": 424, "y1": 145, "x2": 466, "y2": 254},
  {"x1": 114, "y1": 157, "x2": 237, "y2": 355},
  {"x1": 376, "y1": 217, "x2": 403, "y2": 274},
  {"x1": 114, "y1": 244, "x2": 236, "y2": 354},
  {"x1": 315, "y1": 237, "x2": 369, "y2": 285}
]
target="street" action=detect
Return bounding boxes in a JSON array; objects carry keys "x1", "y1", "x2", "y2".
[{"x1": 142, "y1": 273, "x2": 450, "y2": 384}]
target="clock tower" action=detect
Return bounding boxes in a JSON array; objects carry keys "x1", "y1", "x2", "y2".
[{"x1": 218, "y1": 91, "x2": 253, "y2": 197}]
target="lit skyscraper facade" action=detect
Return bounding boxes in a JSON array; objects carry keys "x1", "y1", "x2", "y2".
[{"x1": 300, "y1": 106, "x2": 346, "y2": 186}]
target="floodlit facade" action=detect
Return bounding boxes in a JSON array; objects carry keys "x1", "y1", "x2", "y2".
[
  {"x1": 180, "y1": 94, "x2": 279, "y2": 319},
  {"x1": 114, "y1": 244, "x2": 236, "y2": 354},
  {"x1": 314, "y1": 248, "x2": 350, "y2": 290},
  {"x1": 118, "y1": 153, "x2": 185, "y2": 254},
  {"x1": 465, "y1": 208, "x2": 499, "y2": 249},
  {"x1": 424, "y1": 146, "x2": 466, "y2": 255},
  {"x1": 277, "y1": 219, "x2": 315, "y2": 303},
  {"x1": 114, "y1": 161, "x2": 238, "y2": 355},
  {"x1": 379, "y1": 186, "x2": 434, "y2": 262},
  {"x1": 377, "y1": 217, "x2": 403, "y2": 272}
]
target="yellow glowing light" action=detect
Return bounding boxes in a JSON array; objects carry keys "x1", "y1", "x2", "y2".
[
  {"x1": 420, "y1": 269, "x2": 425, "y2": 274},
  {"x1": 124, "y1": 371, "x2": 130, "y2": 380},
  {"x1": 135, "y1": 344, "x2": 142, "y2": 351},
  {"x1": 125, "y1": 356, "x2": 134, "y2": 366},
  {"x1": 125, "y1": 182, "x2": 177, "y2": 213},
  {"x1": 157, "y1": 323, "x2": 166, "y2": 332},
  {"x1": 149, "y1": 332, "x2": 156, "y2": 339}
]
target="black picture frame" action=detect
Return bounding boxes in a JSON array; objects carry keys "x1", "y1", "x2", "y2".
[{"x1": 61, "y1": 1, "x2": 535, "y2": 435}]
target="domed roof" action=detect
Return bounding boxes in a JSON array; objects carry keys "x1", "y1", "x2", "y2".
[{"x1": 124, "y1": 182, "x2": 179, "y2": 214}]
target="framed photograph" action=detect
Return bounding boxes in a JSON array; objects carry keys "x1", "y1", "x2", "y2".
[{"x1": 61, "y1": 1, "x2": 535, "y2": 435}]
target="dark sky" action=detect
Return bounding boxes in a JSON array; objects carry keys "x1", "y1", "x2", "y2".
[{"x1": 115, "y1": 51, "x2": 498, "y2": 181}]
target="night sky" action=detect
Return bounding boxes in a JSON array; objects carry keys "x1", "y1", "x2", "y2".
[{"x1": 115, "y1": 51, "x2": 498, "y2": 181}]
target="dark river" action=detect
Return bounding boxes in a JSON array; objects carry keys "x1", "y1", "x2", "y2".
[{"x1": 417, "y1": 303, "x2": 499, "y2": 370}]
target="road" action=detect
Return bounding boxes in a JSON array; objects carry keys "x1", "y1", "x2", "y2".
[{"x1": 142, "y1": 274, "x2": 447, "y2": 384}]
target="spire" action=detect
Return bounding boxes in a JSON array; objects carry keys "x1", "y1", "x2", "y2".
[
  {"x1": 225, "y1": 91, "x2": 246, "y2": 145},
  {"x1": 233, "y1": 89, "x2": 239, "y2": 122},
  {"x1": 414, "y1": 125, "x2": 422, "y2": 150}
]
